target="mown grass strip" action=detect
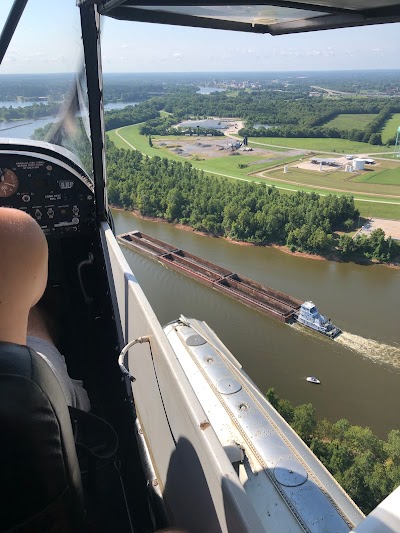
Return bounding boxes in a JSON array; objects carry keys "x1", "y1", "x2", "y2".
[
  {"x1": 323, "y1": 113, "x2": 378, "y2": 130},
  {"x1": 381, "y1": 113, "x2": 400, "y2": 144},
  {"x1": 246, "y1": 136, "x2": 394, "y2": 154}
]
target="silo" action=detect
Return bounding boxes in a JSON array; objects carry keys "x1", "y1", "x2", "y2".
[{"x1": 353, "y1": 158, "x2": 365, "y2": 170}]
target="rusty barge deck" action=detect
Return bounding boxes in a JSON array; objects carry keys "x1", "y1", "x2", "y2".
[{"x1": 117, "y1": 231, "x2": 303, "y2": 322}]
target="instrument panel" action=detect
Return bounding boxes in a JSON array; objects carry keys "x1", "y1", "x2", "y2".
[{"x1": 0, "y1": 141, "x2": 96, "y2": 238}]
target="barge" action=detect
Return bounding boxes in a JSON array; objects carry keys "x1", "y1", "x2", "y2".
[{"x1": 117, "y1": 231, "x2": 302, "y2": 322}]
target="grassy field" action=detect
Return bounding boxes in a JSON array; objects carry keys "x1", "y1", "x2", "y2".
[
  {"x1": 107, "y1": 125, "x2": 400, "y2": 220},
  {"x1": 355, "y1": 201, "x2": 400, "y2": 220},
  {"x1": 189, "y1": 155, "x2": 300, "y2": 179},
  {"x1": 266, "y1": 164, "x2": 400, "y2": 196},
  {"x1": 381, "y1": 113, "x2": 400, "y2": 144},
  {"x1": 353, "y1": 164, "x2": 400, "y2": 186},
  {"x1": 323, "y1": 114, "x2": 378, "y2": 130},
  {"x1": 108, "y1": 125, "x2": 298, "y2": 177},
  {"x1": 247, "y1": 136, "x2": 393, "y2": 154}
]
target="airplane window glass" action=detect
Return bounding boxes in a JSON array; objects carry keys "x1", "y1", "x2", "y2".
[
  {"x1": 0, "y1": 0, "x2": 93, "y2": 180},
  {"x1": 101, "y1": 14, "x2": 400, "y2": 446}
]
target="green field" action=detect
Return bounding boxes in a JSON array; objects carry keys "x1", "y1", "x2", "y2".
[
  {"x1": 266, "y1": 164, "x2": 400, "y2": 196},
  {"x1": 107, "y1": 125, "x2": 400, "y2": 220},
  {"x1": 108, "y1": 125, "x2": 298, "y2": 178},
  {"x1": 189, "y1": 155, "x2": 300, "y2": 180},
  {"x1": 323, "y1": 113, "x2": 378, "y2": 130},
  {"x1": 355, "y1": 201, "x2": 400, "y2": 220},
  {"x1": 247, "y1": 136, "x2": 393, "y2": 154},
  {"x1": 353, "y1": 165, "x2": 400, "y2": 186},
  {"x1": 381, "y1": 113, "x2": 400, "y2": 144}
]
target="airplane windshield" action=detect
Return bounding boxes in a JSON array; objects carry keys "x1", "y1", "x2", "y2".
[{"x1": 0, "y1": 0, "x2": 93, "y2": 180}]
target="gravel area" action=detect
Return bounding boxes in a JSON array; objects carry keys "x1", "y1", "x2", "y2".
[
  {"x1": 356, "y1": 218, "x2": 400, "y2": 240},
  {"x1": 154, "y1": 136, "x2": 287, "y2": 161}
]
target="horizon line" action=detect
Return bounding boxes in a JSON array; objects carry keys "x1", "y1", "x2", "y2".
[{"x1": 1, "y1": 67, "x2": 400, "y2": 76}]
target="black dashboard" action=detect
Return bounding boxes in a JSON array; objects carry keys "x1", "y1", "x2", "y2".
[{"x1": 0, "y1": 139, "x2": 96, "y2": 238}]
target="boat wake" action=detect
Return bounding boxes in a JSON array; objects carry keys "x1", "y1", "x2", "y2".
[{"x1": 335, "y1": 332, "x2": 400, "y2": 369}]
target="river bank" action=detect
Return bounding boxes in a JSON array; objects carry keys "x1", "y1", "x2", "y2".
[{"x1": 111, "y1": 205, "x2": 399, "y2": 268}]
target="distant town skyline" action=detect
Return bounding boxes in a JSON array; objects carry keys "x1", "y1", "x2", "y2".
[{"x1": 1, "y1": 0, "x2": 399, "y2": 74}]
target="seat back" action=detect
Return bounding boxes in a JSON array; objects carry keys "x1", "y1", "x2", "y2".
[{"x1": 0, "y1": 341, "x2": 85, "y2": 532}]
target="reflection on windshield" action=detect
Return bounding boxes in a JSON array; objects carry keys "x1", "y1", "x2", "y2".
[{"x1": 36, "y1": 70, "x2": 94, "y2": 181}]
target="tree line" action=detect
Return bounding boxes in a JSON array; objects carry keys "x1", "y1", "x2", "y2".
[
  {"x1": 266, "y1": 387, "x2": 400, "y2": 515},
  {"x1": 240, "y1": 102, "x2": 400, "y2": 145},
  {"x1": 106, "y1": 141, "x2": 398, "y2": 263},
  {"x1": 139, "y1": 115, "x2": 224, "y2": 136},
  {"x1": 338, "y1": 229, "x2": 398, "y2": 263},
  {"x1": 103, "y1": 103, "x2": 161, "y2": 131},
  {"x1": 0, "y1": 102, "x2": 59, "y2": 122}
]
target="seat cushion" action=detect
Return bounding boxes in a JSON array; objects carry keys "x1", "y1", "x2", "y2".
[{"x1": 0, "y1": 341, "x2": 84, "y2": 532}]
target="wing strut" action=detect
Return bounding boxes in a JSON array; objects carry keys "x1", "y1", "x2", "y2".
[{"x1": 0, "y1": 0, "x2": 28, "y2": 65}]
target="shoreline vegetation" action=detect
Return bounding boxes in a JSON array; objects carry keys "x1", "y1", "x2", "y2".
[
  {"x1": 111, "y1": 205, "x2": 399, "y2": 268},
  {"x1": 264, "y1": 388, "x2": 400, "y2": 515}
]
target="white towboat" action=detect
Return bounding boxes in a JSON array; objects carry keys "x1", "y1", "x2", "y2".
[
  {"x1": 297, "y1": 301, "x2": 341, "y2": 339},
  {"x1": 307, "y1": 376, "x2": 321, "y2": 384}
]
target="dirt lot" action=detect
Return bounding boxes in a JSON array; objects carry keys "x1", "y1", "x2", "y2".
[
  {"x1": 356, "y1": 218, "x2": 400, "y2": 240},
  {"x1": 154, "y1": 136, "x2": 297, "y2": 162}
]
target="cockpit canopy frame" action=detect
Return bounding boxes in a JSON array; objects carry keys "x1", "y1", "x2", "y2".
[{"x1": 91, "y1": 1, "x2": 400, "y2": 35}]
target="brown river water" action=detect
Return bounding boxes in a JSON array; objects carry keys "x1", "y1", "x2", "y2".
[{"x1": 112, "y1": 209, "x2": 400, "y2": 438}]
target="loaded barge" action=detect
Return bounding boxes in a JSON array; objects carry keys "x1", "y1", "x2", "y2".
[{"x1": 117, "y1": 231, "x2": 302, "y2": 322}]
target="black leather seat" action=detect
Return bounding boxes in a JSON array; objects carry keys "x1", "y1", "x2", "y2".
[{"x1": 0, "y1": 341, "x2": 85, "y2": 532}]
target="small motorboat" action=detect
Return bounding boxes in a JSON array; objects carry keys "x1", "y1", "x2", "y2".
[{"x1": 306, "y1": 376, "x2": 321, "y2": 384}]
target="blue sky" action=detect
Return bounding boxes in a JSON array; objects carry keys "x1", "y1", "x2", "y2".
[{"x1": 1, "y1": 0, "x2": 399, "y2": 74}]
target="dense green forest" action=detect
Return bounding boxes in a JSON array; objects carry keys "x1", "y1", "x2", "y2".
[
  {"x1": 0, "y1": 102, "x2": 59, "y2": 122},
  {"x1": 106, "y1": 141, "x2": 399, "y2": 263},
  {"x1": 240, "y1": 102, "x2": 399, "y2": 145},
  {"x1": 266, "y1": 387, "x2": 400, "y2": 514},
  {"x1": 104, "y1": 89, "x2": 400, "y2": 145},
  {"x1": 104, "y1": 103, "x2": 161, "y2": 131},
  {"x1": 139, "y1": 115, "x2": 225, "y2": 136}
]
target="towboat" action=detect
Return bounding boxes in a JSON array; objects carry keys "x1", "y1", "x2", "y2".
[
  {"x1": 307, "y1": 376, "x2": 321, "y2": 384},
  {"x1": 297, "y1": 301, "x2": 341, "y2": 339}
]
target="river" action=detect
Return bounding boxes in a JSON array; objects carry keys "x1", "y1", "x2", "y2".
[{"x1": 112, "y1": 209, "x2": 400, "y2": 438}]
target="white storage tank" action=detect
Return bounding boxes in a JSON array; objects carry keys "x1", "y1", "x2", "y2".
[{"x1": 353, "y1": 158, "x2": 365, "y2": 170}]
